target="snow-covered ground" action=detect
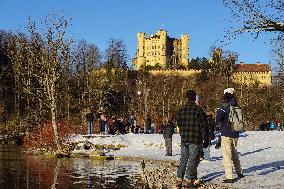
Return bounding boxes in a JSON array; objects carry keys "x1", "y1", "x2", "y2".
[{"x1": 67, "y1": 131, "x2": 284, "y2": 189}]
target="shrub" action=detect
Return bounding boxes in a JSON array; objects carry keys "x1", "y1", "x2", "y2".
[{"x1": 22, "y1": 119, "x2": 83, "y2": 151}]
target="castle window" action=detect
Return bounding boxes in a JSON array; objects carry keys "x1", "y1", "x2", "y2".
[{"x1": 158, "y1": 46, "x2": 160, "y2": 49}]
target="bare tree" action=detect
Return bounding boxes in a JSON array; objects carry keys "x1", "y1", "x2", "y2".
[
  {"x1": 104, "y1": 39, "x2": 128, "y2": 69},
  {"x1": 223, "y1": 0, "x2": 284, "y2": 41},
  {"x1": 209, "y1": 47, "x2": 238, "y2": 86},
  {"x1": 5, "y1": 14, "x2": 70, "y2": 150},
  {"x1": 73, "y1": 40, "x2": 101, "y2": 113},
  {"x1": 222, "y1": 0, "x2": 284, "y2": 115}
]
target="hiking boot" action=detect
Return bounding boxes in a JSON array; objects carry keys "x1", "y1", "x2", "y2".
[
  {"x1": 183, "y1": 180, "x2": 195, "y2": 189},
  {"x1": 176, "y1": 180, "x2": 182, "y2": 189},
  {"x1": 222, "y1": 179, "x2": 234, "y2": 183},
  {"x1": 238, "y1": 174, "x2": 245, "y2": 179}
]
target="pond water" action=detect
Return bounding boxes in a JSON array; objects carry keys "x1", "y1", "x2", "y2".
[{"x1": 0, "y1": 145, "x2": 146, "y2": 189}]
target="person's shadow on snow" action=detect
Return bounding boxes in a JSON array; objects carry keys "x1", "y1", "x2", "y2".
[
  {"x1": 202, "y1": 147, "x2": 282, "y2": 181},
  {"x1": 243, "y1": 160, "x2": 284, "y2": 175},
  {"x1": 201, "y1": 160, "x2": 284, "y2": 182},
  {"x1": 201, "y1": 171, "x2": 224, "y2": 182},
  {"x1": 239, "y1": 147, "x2": 271, "y2": 157},
  {"x1": 210, "y1": 147, "x2": 272, "y2": 162}
]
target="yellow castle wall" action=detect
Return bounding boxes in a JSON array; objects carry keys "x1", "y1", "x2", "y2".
[
  {"x1": 149, "y1": 69, "x2": 272, "y2": 86},
  {"x1": 90, "y1": 68, "x2": 272, "y2": 86},
  {"x1": 135, "y1": 30, "x2": 189, "y2": 69},
  {"x1": 231, "y1": 71, "x2": 272, "y2": 86}
]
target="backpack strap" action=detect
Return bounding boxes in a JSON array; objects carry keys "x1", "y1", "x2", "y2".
[
  {"x1": 219, "y1": 103, "x2": 229, "y2": 113},
  {"x1": 231, "y1": 105, "x2": 242, "y2": 122}
]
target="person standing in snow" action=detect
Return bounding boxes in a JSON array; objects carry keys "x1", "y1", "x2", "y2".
[
  {"x1": 176, "y1": 90, "x2": 209, "y2": 189},
  {"x1": 269, "y1": 121, "x2": 276, "y2": 130},
  {"x1": 162, "y1": 118, "x2": 175, "y2": 156},
  {"x1": 266, "y1": 121, "x2": 271, "y2": 131},
  {"x1": 145, "y1": 115, "x2": 152, "y2": 134},
  {"x1": 259, "y1": 121, "x2": 266, "y2": 131},
  {"x1": 195, "y1": 96, "x2": 211, "y2": 162},
  {"x1": 99, "y1": 114, "x2": 107, "y2": 134},
  {"x1": 216, "y1": 88, "x2": 244, "y2": 183},
  {"x1": 85, "y1": 108, "x2": 95, "y2": 135}
]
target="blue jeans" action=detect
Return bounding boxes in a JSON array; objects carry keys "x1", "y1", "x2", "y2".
[
  {"x1": 203, "y1": 147, "x2": 211, "y2": 161},
  {"x1": 177, "y1": 143, "x2": 201, "y2": 180},
  {"x1": 88, "y1": 121, "x2": 93, "y2": 134}
]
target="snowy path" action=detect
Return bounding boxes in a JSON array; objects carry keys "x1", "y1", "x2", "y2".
[{"x1": 68, "y1": 131, "x2": 284, "y2": 189}]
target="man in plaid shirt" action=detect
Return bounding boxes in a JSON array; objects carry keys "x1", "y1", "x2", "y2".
[{"x1": 176, "y1": 90, "x2": 209, "y2": 189}]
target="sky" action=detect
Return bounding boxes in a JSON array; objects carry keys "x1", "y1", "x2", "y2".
[{"x1": 0, "y1": 0, "x2": 276, "y2": 69}]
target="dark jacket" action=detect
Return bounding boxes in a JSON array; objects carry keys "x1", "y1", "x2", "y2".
[
  {"x1": 99, "y1": 119, "x2": 106, "y2": 132},
  {"x1": 85, "y1": 113, "x2": 94, "y2": 122},
  {"x1": 163, "y1": 121, "x2": 175, "y2": 138},
  {"x1": 216, "y1": 98, "x2": 239, "y2": 138},
  {"x1": 207, "y1": 115, "x2": 216, "y2": 140},
  {"x1": 177, "y1": 101, "x2": 209, "y2": 145},
  {"x1": 145, "y1": 117, "x2": 152, "y2": 130}
]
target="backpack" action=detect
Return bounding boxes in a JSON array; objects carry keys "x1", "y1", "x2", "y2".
[{"x1": 229, "y1": 105, "x2": 244, "y2": 132}]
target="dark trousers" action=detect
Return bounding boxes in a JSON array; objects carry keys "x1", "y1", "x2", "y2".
[
  {"x1": 88, "y1": 121, "x2": 92, "y2": 134},
  {"x1": 177, "y1": 143, "x2": 201, "y2": 180},
  {"x1": 165, "y1": 138, "x2": 172, "y2": 155}
]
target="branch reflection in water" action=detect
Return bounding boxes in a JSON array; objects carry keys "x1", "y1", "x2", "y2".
[{"x1": 0, "y1": 145, "x2": 146, "y2": 189}]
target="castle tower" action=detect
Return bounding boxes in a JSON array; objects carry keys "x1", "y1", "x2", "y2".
[
  {"x1": 136, "y1": 32, "x2": 146, "y2": 69},
  {"x1": 157, "y1": 29, "x2": 167, "y2": 67},
  {"x1": 180, "y1": 34, "x2": 189, "y2": 68}
]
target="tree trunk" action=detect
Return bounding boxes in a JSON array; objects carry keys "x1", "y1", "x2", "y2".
[
  {"x1": 50, "y1": 86, "x2": 61, "y2": 151},
  {"x1": 162, "y1": 100, "x2": 165, "y2": 118},
  {"x1": 167, "y1": 99, "x2": 170, "y2": 119},
  {"x1": 67, "y1": 85, "x2": 70, "y2": 121},
  {"x1": 51, "y1": 159, "x2": 61, "y2": 189}
]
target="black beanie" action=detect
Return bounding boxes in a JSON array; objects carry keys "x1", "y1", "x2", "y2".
[{"x1": 186, "y1": 90, "x2": 196, "y2": 102}]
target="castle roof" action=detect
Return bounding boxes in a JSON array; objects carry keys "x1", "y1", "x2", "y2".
[{"x1": 235, "y1": 63, "x2": 270, "y2": 72}]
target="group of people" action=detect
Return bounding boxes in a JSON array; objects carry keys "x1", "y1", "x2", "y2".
[
  {"x1": 259, "y1": 121, "x2": 283, "y2": 131},
  {"x1": 175, "y1": 88, "x2": 244, "y2": 189},
  {"x1": 85, "y1": 110, "x2": 180, "y2": 136},
  {"x1": 85, "y1": 112, "x2": 142, "y2": 135},
  {"x1": 85, "y1": 87, "x2": 245, "y2": 188}
]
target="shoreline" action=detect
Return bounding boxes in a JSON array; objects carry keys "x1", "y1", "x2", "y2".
[
  {"x1": 20, "y1": 132, "x2": 284, "y2": 188},
  {"x1": 114, "y1": 155, "x2": 231, "y2": 189},
  {"x1": 20, "y1": 147, "x2": 231, "y2": 189}
]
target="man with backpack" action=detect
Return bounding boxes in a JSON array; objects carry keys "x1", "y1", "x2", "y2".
[{"x1": 216, "y1": 88, "x2": 244, "y2": 183}]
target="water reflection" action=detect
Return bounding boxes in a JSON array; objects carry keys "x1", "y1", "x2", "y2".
[{"x1": 0, "y1": 145, "x2": 145, "y2": 189}]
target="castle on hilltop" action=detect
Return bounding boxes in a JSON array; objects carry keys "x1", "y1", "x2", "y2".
[
  {"x1": 132, "y1": 29, "x2": 189, "y2": 70},
  {"x1": 132, "y1": 30, "x2": 272, "y2": 86}
]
